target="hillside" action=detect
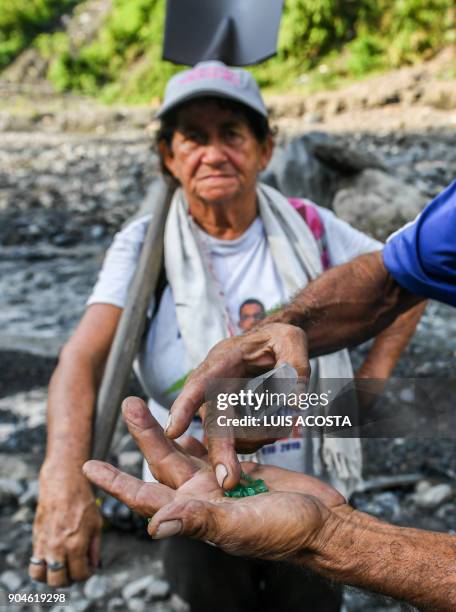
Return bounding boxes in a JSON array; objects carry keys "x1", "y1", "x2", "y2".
[{"x1": 1, "y1": 0, "x2": 455, "y2": 103}]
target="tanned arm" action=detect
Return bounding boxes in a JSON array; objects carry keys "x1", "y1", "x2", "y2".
[
  {"x1": 268, "y1": 251, "x2": 424, "y2": 358},
  {"x1": 307, "y1": 506, "x2": 456, "y2": 611},
  {"x1": 29, "y1": 304, "x2": 121, "y2": 587},
  {"x1": 355, "y1": 303, "x2": 426, "y2": 380}
]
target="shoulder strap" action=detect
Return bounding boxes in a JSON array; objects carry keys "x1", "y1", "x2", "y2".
[{"x1": 287, "y1": 197, "x2": 330, "y2": 271}]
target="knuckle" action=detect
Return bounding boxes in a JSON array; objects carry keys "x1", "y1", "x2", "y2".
[
  {"x1": 207, "y1": 436, "x2": 230, "y2": 455},
  {"x1": 183, "y1": 498, "x2": 205, "y2": 514},
  {"x1": 32, "y1": 528, "x2": 43, "y2": 547},
  {"x1": 32, "y1": 510, "x2": 46, "y2": 533},
  {"x1": 288, "y1": 325, "x2": 306, "y2": 342},
  {"x1": 181, "y1": 499, "x2": 207, "y2": 534},
  {"x1": 47, "y1": 537, "x2": 65, "y2": 555},
  {"x1": 66, "y1": 541, "x2": 87, "y2": 558},
  {"x1": 181, "y1": 500, "x2": 219, "y2": 541}
]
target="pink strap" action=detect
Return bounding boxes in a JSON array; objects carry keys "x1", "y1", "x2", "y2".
[{"x1": 287, "y1": 197, "x2": 330, "y2": 271}]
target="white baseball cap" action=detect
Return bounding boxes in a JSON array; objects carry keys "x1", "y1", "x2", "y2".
[{"x1": 156, "y1": 61, "x2": 268, "y2": 118}]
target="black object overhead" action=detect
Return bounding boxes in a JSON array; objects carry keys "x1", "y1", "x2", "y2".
[{"x1": 163, "y1": 0, "x2": 284, "y2": 66}]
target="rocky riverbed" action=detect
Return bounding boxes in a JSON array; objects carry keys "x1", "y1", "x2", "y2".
[
  {"x1": 1, "y1": 124, "x2": 455, "y2": 357},
  {"x1": 0, "y1": 99, "x2": 455, "y2": 611}
]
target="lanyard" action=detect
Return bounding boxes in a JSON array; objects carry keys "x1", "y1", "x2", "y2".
[{"x1": 190, "y1": 215, "x2": 238, "y2": 338}]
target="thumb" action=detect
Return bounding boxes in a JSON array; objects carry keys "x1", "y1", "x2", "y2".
[{"x1": 147, "y1": 498, "x2": 230, "y2": 546}]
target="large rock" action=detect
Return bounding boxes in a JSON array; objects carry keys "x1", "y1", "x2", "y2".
[
  {"x1": 333, "y1": 169, "x2": 427, "y2": 241},
  {"x1": 261, "y1": 134, "x2": 340, "y2": 207},
  {"x1": 261, "y1": 132, "x2": 385, "y2": 208}
]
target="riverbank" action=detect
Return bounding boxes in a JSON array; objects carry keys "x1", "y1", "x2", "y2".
[{"x1": 1, "y1": 78, "x2": 456, "y2": 609}]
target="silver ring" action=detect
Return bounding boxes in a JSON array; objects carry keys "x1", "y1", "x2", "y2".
[
  {"x1": 29, "y1": 556, "x2": 46, "y2": 566},
  {"x1": 47, "y1": 560, "x2": 66, "y2": 572}
]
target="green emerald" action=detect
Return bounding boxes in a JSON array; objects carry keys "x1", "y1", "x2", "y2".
[{"x1": 224, "y1": 473, "x2": 269, "y2": 498}]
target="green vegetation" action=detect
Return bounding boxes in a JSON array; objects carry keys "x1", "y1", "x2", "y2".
[
  {"x1": 0, "y1": 0, "x2": 78, "y2": 69},
  {"x1": 1, "y1": 0, "x2": 455, "y2": 102},
  {"x1": 36, "y1": 0, "x2": 176, "y2": 102},
  {"x1": 253, "y1": 0, "x2": 455, "y2": 90}
]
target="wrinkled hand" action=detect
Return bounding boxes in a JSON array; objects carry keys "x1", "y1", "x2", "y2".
[
  {"x1": 83, "y1": 397, "x2": 345, "y2": 562},
  {"x1": 167, "y1": 322, "x2": 310, "y2": 489},
  {"x1": 29, "y1": 463, "x2": 102, "y2": 587}
]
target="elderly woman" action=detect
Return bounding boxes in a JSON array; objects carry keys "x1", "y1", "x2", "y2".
[{"x1": 30, "y1": 62, "x2": 424, "y2": 611}]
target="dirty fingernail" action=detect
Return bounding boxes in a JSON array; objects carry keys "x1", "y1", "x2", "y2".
[
  {"x1": 165, "y1": 412, "x2": 173, "y2": 433},
  {"x1": 152, "y1": 520, "x2": 182, "y2": 539},
  {"x1": 122, "y1": 397, "x2": 134, "y2": 410},
  {"x1": 215, "y1": 464, "x2": 228, "y2": 488}
]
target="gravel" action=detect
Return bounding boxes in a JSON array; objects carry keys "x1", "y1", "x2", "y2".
[{"x1": 0, "y1": 114, "x2": 454, "y2": 611}]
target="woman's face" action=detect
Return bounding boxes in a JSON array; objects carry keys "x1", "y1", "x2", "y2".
[{"x1": 161, "y1": 100, "x2": 273, "y2": 206}]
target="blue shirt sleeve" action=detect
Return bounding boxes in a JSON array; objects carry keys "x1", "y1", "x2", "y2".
[{"x1": 382, "y1": 180, "x2": 456, "y2": 306}]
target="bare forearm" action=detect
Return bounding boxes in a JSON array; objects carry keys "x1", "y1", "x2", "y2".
[
  {"x1": 268, "y1": 252, "x2": 424, "y2": 357},
  {"x1": 357, "y1": 301, "x2": 427, "y2": 379},
  {"x1": 44, "y1": 305, "x2": 121, "y2": 469},
  {"x1": 305, "y1": 507, "x2": 456, "y2": 611},
  {"x1": 45, "y1": 350, "x2": 102, "y2": 468}
]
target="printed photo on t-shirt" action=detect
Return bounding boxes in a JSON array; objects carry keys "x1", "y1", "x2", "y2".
[{"x1": 238, "y1": 298, "x2": 266, "y2": 332}]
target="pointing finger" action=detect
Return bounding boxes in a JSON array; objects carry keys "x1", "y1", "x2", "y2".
[{"x1": 207, "y1": 436, "x2": 241, "y2": 490}]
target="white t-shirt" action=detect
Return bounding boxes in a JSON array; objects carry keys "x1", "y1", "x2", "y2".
[{"x1": 88, "y1": 202, "x2": 382, "y2": 479}]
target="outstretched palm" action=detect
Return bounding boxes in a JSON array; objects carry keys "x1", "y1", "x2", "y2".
[{"x1": 84, "y1": 397, "x2": 346, "y2": 560}]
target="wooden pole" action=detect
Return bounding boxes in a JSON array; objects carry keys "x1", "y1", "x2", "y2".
[{"x1": 92, "y1": 180, "x2": 175, "y2": 460}]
